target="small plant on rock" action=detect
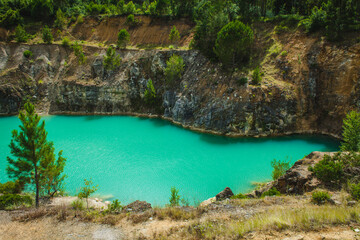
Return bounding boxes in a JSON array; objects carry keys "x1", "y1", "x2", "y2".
[
  {"x1": 23, "y1": 50, "x2": 33, "y2": 58},
  {"x1": 271, "y1": 158, "x2": 291, "y2": 180},
  {"x1": 261, "y1": 187, "x2": 281, "y2": 197}
]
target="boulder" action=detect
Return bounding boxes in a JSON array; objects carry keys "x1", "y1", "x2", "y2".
[
  {"x1": 124, "y1": 200, "x2": 152, "y2": 212},
  {"x1": 216, "y1": 187, "x2": 234, "y2": 201}
]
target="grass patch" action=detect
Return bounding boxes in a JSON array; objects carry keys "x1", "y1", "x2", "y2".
[{"x1": 189, "y1": 205, "x2": 360, "y2": 239}]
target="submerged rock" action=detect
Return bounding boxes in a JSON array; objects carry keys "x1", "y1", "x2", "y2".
[{"x1": 216, "y1": 187, "x2": 234, "y2": 201}]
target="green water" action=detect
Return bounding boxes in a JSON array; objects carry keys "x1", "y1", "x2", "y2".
[{"x1": 0, "y1": 115, "x2": 339, "y2": 205}]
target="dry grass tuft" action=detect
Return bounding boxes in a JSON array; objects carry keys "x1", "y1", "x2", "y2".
[
  {"x1": 128, "y1": 211, "x2": 152, "y2": 224},
  {"x1": 153, "y1": 207, "x2": 204, "y2": 221}
]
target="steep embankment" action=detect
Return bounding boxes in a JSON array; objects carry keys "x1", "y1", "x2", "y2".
[{"x1": 0, "y1": 18, "x2": 359, "y2": 138}]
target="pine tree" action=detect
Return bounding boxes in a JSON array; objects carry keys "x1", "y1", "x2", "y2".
[
  {"x1": 340, "y1": 111, "x2": 360, "y2": 152},
  {"x1": 169, "y1": 26, "x2": 180, "y2": 46},
  {"x1": 7, "y1": 102, "x2": 66, "y2": 207}
]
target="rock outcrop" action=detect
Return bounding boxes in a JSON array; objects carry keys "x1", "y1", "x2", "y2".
[
  {"x1": 0, "y1": 28, "x2": 359, "y2": 138},
  {"x1": 124, "y1": 200, "x2": 152, "y2": 212},
  {"x1": 216, "y1": 187, "x2": 234, "y2": 201}
]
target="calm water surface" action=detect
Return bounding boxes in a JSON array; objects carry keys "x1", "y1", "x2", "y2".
[{"x1": 0, "y1": 116, "x2": 339, "y2": 205}]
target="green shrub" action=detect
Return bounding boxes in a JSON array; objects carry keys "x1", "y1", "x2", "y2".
[
  {"x1": 125, "y1": 14, "x2": 136, "y2": 26},
  {"x1": 0, "y1": 8, "x2": 23, "y2": 28},
  {"x1": 0, "y1": 194, "x2": 32, "y2": 210},
  {"x1": 165, "y1": 54, "x2": 185, "y2": 85},
  {"x1": 231, "y1": 193, "x2": 247, "y2": 199},
  {"x1": 349, "y1": 183, "x2": 360, "y2": 201},
  {"x1": 341, "y1": 111, "x2": 360, "y2": 152},
  {"x1": 236, "y1": 77, "x2": 248, "y2": 86},
  {"x1": 77, "y1": 15, "x2": 84, "y2": 24},
  {"x1": 311, "y1": 154, "x2": 343, "y2": 184},
  {"x1": 42, "y1": 25, "x2": 53, "y2": 44},
  {"x1": 71, "y1": 199, "x2": 84, "y2": 211},
  {"x1": 169, "y1": 26, "x2": 180, "y2": 45},
  {"x1": 117, "y1": 29, "x2": 130, "y2": 49},
  {"x1": 169, "y1": 186, "x2": 180, "y2": 207},
  {"x1": 280, "y1": 51, "x2": 287, "y2": 57},
  {"x1": 271, "y1": 158, "x2": 291, "y2": 180},
  {"x1": 23, "y1": 50, "x2": 33, "y2": 58},
  {"x1": 312, "y1": 190, "x2": 331, "y2": 204},
  {"x1": 62, "y1": 37, "x2": 71, "y2": 47},
  {"x1": 303, "y1": 6, "x2": 326, "y2": 33},
  {"x1": 14, "y1": 25, "x2": 28, "y2": 43},
  {"x1": 108, "y1": 199, "x2": 122, "y2": 213},
  {"x1": 72, "y1": 41, "x2": 86, "y2": 64},
  {"x1": 54, "y1": 9, "x2": 66, "y2": 30},
  {"x1": 214, "y1": 20, "x2": 254, "y2": 68},
  {"x1": 261, "y1": 187, "x2": 281, "y2": 197},
  {"x1": 252, "y1": 67, "x2": 262, "y2": 85},
  {"x1": 0, "y1": 181, "x2": 24, "y2": 194},
  {"x1": 144, "y1": 79, "x2": 156, "y2": 105},
  {"x1": 103, "y1": 46, "x2": 121, "y2": 70}
]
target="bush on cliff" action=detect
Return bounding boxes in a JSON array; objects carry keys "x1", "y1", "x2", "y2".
[
  {"x1": 271, "y1": 158, "x2": 291, "y2": 180},
  {"x1": 310, "y1": 154, "x2": 344, "y2": 184},
  {"x1": 117, "y1": 29, "x2": 130, "y2": 49},
  {"x1": 165, "y1": 54, "x2": 185, "y2": 85},
  {"x1": 261, "y1": 187, "x2": 281, "y2": 197},
  {"x1": 42, "y1": 25, "x2": 53, "y2": 44},
  {"x1": 103, "y1": 46, "x2": 121, "y2": 71}
]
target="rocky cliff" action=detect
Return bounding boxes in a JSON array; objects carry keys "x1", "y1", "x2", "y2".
[{"x1": 0, "y1": 26, "x2": 359, "y2": 138}]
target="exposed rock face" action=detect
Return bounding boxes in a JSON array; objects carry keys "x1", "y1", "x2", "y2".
[
  {"x1": 0, "y1": 34, "x2": 359, "y2": 138},
  {"x1": 250, "y1": 152, "x2": 335, "y2": 197},
  {"x1": 124, "y1": 200, "x2": 152, "y2": 212},
  {"x1": 216, "y1": 187, "x2": 234, "y2": 201}
]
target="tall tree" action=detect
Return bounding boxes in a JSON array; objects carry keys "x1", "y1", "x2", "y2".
[
  {"x1": 7, "y1": 102, "x2": 66, "y2": 207},
  {"x1": 340, "y1": 111, "x2": 360, "y2": 152}
]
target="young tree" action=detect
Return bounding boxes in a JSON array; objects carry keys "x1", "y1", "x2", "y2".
[
  {"x1": 144, "y1": 79, "x2": 156, "y2": 105},
  {"x1": 169, "y1": 26, "x2": 180, "y2": 46},
  {"x1": 42, "y1": 25, "x2": 53, "y2": 44},
  {"x1": 341, "y1": 111, "x2": 360, "y2": 152},
  {"x1": 164, "y1": 54, "x2": 185, "y2": 85},
  {"x1": 117, "y1": 29, "x2": 130, "y2": 49},
  {"x1": 214, "y1": 20, "x2": 254, "y2": 68},
  {"x1": 103, "y1": 46, "x2": 121, "y2": 71},
  {"x1": 78, "y1": 178, "x2": 98, "y2": 210},
  {"x1": 169, "y1": 186, "x2": 180, "y2": 207},
  {"x1": 7, "y1": 102, "x2": 66, "y2": 207},
  {"x1": 14, "y1": 25, "x2": 28, "y2": 43}
]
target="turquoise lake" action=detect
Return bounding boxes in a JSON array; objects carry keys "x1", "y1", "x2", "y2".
[{"x1": 0, "y1": 115, "x2": 339, "y2": 206}]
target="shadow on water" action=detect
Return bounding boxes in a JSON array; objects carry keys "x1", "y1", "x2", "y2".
[
  {"x1": 199, "y1": 132, "x2": 340, "y2": 150},
  {"x1": 84, "y1": 116, "x2": 105, "y2": 121}
]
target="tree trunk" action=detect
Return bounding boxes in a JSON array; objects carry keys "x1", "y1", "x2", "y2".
[{"x1": 35, "y1": 166, "x2": 39, "y2": 208}]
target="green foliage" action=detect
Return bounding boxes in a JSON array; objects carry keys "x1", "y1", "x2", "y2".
[
  {"x1": 236, "y1": 77, "x2": 248, "y2": 86},
  {"x1": 349, "y1": 182, "x2": 360, "y2": 201},
  {"x1": 126, "y1": 14, "x2": 136, "y2": 26},
  {"x1": 169, "y1": 186, "x2": 180, "y2": 207},
  {"x1": 261, "y1": 187, "x2": 281, "y2": 197},
  {"x1": 271, "y1": 158, "x2": 291, "y2": 180},
  {"x1": 0, "y1": 180, "x2": 24, "y2": 194},
  {"x1": 280, "y1": 50, "x2": 288, "y2": 57},
  {"x1": 0, "y1": 194, "x2": 32, "y2": 210},
  {"x1": 71, "y1": 199, "x2": 84, "y2": 211},
  {"x1": 311, "y1": 154, "x2": 343, "y2": 184},
  {"x1": 169, "y1": 25, "x2": 180, "y2": 45},
  {"x1": 54, "y1": 8, "x2": 66, "y2": 30},
  {"x1": 23, "y1": 50, "x2": 33, "y2": 59},
  {"x1": 164, "y1": 54, "x2": 185, "y2": 85},
  {"x1": 144, "y1": 79, "x2": 157, "y2": 105},
  {"x1": 0, "y1": 8, "x2": 22, "y2": 27},
  {"x1": 252, "y1": 67, "x2": 262, "y2": 85},
  {"x1": 303, "y1": 6, "x2": 326, "y2": 33},
  {"x1": 117, "y1": 29, "x2": 130, "y2": 49},
  {"x1": 341, "y1": 111, "x2": 360, "y2": 152},
  {"x1": 230, "y1": 193, "x2": 247, "y2": 199},
  {"x1": 14, "y1": 25, "x2": 28, "y2": 43},
  {"x1": 72, "y1": 41, "x2": 86, "y2": 64},
  {"x1": 62, "y1": 37, "x2": 71, "y2": 47},
  {"x1": 312, "y1": 190, "x2": 331, "y2": 204},
  {"x1": 42, "y1": 25, "x2": 53, "y2": 44},
  {"x1": 7, "y1": 102, "x2": 66, "y2": 207},
  {"x1": 103, "y1": 46, "x2": 121, "y2": 71},
  {"x1": 214, "y1": 20, "x2": 254, "y2": 68},
  {"x1": 78, "y1": 178, "x2": 98, "y2": 210},
  {"x1": 108, "y1": 199, "x2": 122, "y2": 213}
]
